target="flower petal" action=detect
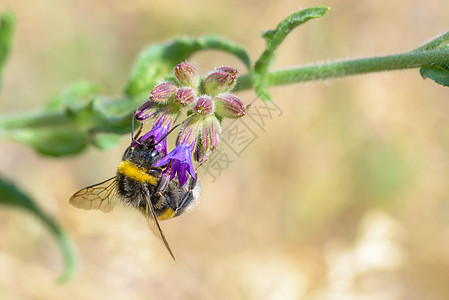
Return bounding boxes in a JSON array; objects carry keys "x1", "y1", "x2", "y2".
[
  {"x1": 133, "y1": 115, "x2": 173, "y2": 154},
  {"x1": 154, "y1": 140, "x2": 196, "y2": 186}
]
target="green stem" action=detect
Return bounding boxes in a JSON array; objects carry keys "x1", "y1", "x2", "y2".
[{"x1": 235, "y1": 49, "x2": 449, "y2": 91}]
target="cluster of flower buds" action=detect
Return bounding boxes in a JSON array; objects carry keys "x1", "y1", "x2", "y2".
[{"x1": 134, "y1": 62, "x2": 246, "y2": 186}]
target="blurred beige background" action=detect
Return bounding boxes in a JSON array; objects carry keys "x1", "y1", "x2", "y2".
[{"x1": 1, "y1": 0, "x2": 449, "y2": 299}]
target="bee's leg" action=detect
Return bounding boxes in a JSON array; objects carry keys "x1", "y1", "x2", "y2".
[
  {"x1": 153, "y1": 173, "x2": 170, "y2": 209},
  {"x1": 175, "y1": 175, "x2": 198, "y2": 216},
  {"x1": 156, "y1": 173, "x2": 170, "y2": 196},
  {"x1": 188, "y1": 175, "x2": 197, "y2": 191}
]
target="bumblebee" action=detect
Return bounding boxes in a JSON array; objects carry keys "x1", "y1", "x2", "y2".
[{"x1": 69, "y1": 128, "x2": 201, "y2": 259}]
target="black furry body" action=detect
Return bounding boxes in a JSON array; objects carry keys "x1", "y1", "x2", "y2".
[{"x1": 115, "y1": 138, "x2": 199, "y2": 220}]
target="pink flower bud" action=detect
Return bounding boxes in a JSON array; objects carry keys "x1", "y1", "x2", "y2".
[
  {"x1": 194, "y1": 115, "x2": 221, "y2": 163},
  {"x1": 195, "y1": 95, "x2": 214, "y2": 116},
  {"x1": 194, "y1": 143, "x2": 211, "y2": 164},
  {"x1": 201, "y1": 115, "x2": 221, "y2": 151},
  {"x1": 203, "y1": 70, "x2": 237, "y2": 96},
  {"x1": 135, "y1": 100, "x2": 158, "y2": 122},
  {"x1": 174, "y1": 62, "x2": 200, "y2": 87},
  {"x1": 215, "y1": 65, "x2": 238, "y2": 76},
  {"x1": 214, "y1": 93, "x2": 245, "y2": 118},
  {"x1": 174, "y1": 87, "x2": 196, "y2": 106},
  {"x1": 149, "y1": 82, "x2": 177, "y2": 102}
]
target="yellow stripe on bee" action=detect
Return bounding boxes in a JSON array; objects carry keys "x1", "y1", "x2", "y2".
[
  {"x1": 157, "y1": 208, "x2": 176, "y2": 220},
  {"x1": 118, "y1": 160, "x2": 157, "y2": 185}
]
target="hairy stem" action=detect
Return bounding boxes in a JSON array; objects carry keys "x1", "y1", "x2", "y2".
[{"x1": 236, "y1": 49, "x2": 449, "y2": 91}]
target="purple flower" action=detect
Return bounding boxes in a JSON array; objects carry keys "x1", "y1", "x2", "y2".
[
  {"x1": 154, "y1": 139, "x2": 196, "y2": 186},
  {"x1": 133, "y1": 115, "x2": 173, "y2": 155}
]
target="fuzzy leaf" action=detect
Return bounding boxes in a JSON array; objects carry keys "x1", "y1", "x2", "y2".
[
  {"x1": 7, "y1": 126, "x2": 89, "y2": 156},
  {"x1": 420, "y1": 66, "x2": 449, "y2": 87},
  {"x1": 92, "y1": 132, "x2": 123, "y2": 150},
  {"x1": 412, "y1": 31, "x2": 449, "y2": 52},
  {"x1": 0, "y1": 176, "x2": 76, "y2": 283},
  {"x1": 254, "y1": 7, "x2": 330, "y2": 100},
  {"x1": 45, "y1": 81, "x2": 99, "y2": 111},
  {"x1": 0, "y1": 95, "x2": 132, "y2": 156},
  {"x1": 124, "y1": 35, "x2": 250, "y2": 99}
]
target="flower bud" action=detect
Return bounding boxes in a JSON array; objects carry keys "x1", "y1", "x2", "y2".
[
  {"x1": 174, "y1": 87, "x2": 196, "y2": 106},
  {"x1": 195, "y1": 95, "x2": 214, "y2": 116},
  {"x1": 194, "y1": 143, "x2": 211, "y2": 164},
  {"x1": 203, "y1": 70, "x2": 237, "y2": 96},
  {"x1": 135, "y1": 100, "x2": 157, "y2": 122},
  {"x1": 215, "y1": 65, "x2": 238, "y2": 76},
  {"x1": 201, "y1": 115, "x2": 221, "y2": 152},
  {"x1": 149, "y1": 82, "x2": 177, "y2": 102},
  {"x1": 174, "y1": 62, "x2": 200, "y2": 88},
  {"x1": 178, "y1": 115, "x2": 202, "y2": 145},
  {"x1": 155, "y1": 111, "x2": 175, "y2": 127},
  {"x1": 194, "y1": 115, "x2": 221, "y2": 163},
  {"x1": 214, "y1": 93, "x2": 245, "y2": 118}
]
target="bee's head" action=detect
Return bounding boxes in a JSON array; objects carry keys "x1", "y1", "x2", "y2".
[
  {"x1": 125, "y1": 137, "x2": 163, "y2": 166},
  {"x1": 124, "y1": 123, "x2": 180, "y2": 167}
]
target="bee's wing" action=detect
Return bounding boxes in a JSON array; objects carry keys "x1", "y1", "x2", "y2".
[
  {"x1": 69, "y1": 177, "x2": 119, "y2": 213},
  {"x1": 143, "y1": 189, "x2": 176, "y2": 260}
]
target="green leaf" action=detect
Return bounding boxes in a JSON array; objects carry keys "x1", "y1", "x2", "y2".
[
  {"x1": 6, "y1": 126, "x2": 89, "y2": 156},
  {"x1": 411, "y1": 31, "x2": 449, "y2": 53},
  {"x1": 0, "y1": 10, "x2": 15, "y2": 87},
  {"x1": 124, "y1": 35, "x2": 250, "y2": 99},
  {"x1": 0, "y1": 176, "x2": 77, "y2": 283},
  {"x1": 420, "y1": 66, "x2": 449, "y2": 87},
  {"x1": 0, "y1": 95, "x2": 132, "y2": 156},
  {"x1": 45, "y1": 81, "x2": 99, "y2": 112},
  {"x1": 253, "y1": 7, "x2": 330, "y2": 100},
  {"x1": 91, "y1": 99, "x2": 133, "y2": 133},
  {"x1": 92, "y1": 132, "x2": 122, "y2": 150},
  {"x1": 49, "y1": 90, "x2": 132, "y2": 136}
]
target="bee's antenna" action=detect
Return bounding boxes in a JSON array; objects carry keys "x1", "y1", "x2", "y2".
[
  {"x1": 155, "y1": 124, "x2": 181, "y2": 146},
  {"x1": 131, "y1": 113, "x2": 143, "y2": 146},
  {"x1": 131, "y1": 113, "x2": 135, "y2": 138}
]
